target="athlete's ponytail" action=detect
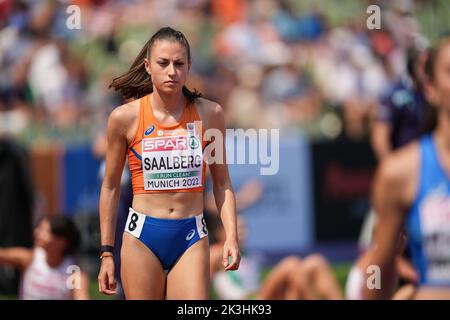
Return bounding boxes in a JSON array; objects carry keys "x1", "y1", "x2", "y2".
[{"x1": 109, "y1": 27, "x2": 202, "y2": 102}]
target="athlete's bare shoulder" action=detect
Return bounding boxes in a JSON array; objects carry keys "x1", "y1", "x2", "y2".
[
  {"x1": 109, "y1": 98, "x2": 140, "y2": 127},
  {"x1": 194, "y1": 97, "x2": 224, "y2": 130},
  {"x1": 108, "y1": 98, "x2": 141, "y2": 142},
  {"x1": 381, "y1": 141, "x2": 419, "y2": 182},
  {"x1": 377, "y1": 140, "x2": 420, "y2": 206}
]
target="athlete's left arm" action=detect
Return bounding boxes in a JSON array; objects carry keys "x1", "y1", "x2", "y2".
[{"x1": 206, "y1": 102, "x2": 240, "y2": 271}]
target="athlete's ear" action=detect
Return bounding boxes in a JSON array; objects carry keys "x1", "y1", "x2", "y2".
[{"x1": 144, "y1": 58, "x2": 151, "y2": 76}]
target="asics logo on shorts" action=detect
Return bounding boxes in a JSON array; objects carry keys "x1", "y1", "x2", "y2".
[{"x1": 186, "y1": 229, "x2": 196, "y2": 241}]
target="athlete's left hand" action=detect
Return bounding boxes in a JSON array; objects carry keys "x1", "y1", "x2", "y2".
[{"x1": 223, "y1": 238, "x2": 240, "y2": 271}]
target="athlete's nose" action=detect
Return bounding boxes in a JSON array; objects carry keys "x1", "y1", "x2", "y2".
[{"x1": 168, "y1": 62, "x2": 176, "y2": 77}]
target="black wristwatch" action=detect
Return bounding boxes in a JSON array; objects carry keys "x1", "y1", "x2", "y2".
[{"x1": 99, "y1": 245, "x2": 114, "y2": 258}]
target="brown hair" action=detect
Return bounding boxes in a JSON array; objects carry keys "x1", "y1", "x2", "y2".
[
  {"x1": 424, "y1": 37, "x2": 450, "y2": 82},
  {"x1": 420, "y1": 38, "x2": 450, "y2": 134},
  {"x1": 109, "y1": 27, "x2": 202, "y2": 102},
  {"x1": 49, "y1": 215, "x2": 80, "y2": 256}
]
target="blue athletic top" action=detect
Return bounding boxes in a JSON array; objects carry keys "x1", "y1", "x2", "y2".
[{"x1": 406, "y1": 134, "x2": 450, "y2": 286}]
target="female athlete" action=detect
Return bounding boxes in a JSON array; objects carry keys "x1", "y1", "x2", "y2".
[{"x1": 97, "y1": 27, "x2": 240, "y2": 299}]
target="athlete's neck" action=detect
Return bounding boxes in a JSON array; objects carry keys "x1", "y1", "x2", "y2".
[{"x1": 151, "y1": 90, "x2": 185, "y2": 115}]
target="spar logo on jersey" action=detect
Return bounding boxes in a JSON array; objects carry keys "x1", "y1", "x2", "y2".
[
  {"x1": 144, "y1": 125, "x2": 155, "y2": 136},
  {"x1": 143, "y1": 136, "x2": 188, "y2": 152},
  {"x1": 189, "y1": 136, "x2": 200, "y2": 150}
]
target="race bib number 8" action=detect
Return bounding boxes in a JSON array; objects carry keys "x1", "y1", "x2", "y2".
[{"x1": 142, "y1": 135, "x2": 203, "y2": 190}]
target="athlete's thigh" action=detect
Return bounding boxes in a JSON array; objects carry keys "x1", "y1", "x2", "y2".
[
  {"x1": 166, "y1": 237, "x2": 210, "y2": 299},
  {"x1": 121, "y1": 232, "x2": 166, "y2": 300}
]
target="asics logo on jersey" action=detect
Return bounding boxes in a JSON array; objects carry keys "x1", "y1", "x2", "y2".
[
  {"x1": 186, "y1": 229, "x2": 196, "y2": 241},
  {"x1": 144, "y1": 125, "x2": 155, "y2": 136}
]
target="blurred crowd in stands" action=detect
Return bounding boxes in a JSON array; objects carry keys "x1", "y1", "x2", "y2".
[{"x1": 0, "y1": 0, "x2": 441, "y2": 146}]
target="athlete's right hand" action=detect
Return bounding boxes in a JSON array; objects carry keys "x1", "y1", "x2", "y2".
[{"x1": 98, "y1": 256, "x2": 117, "y2": 295}]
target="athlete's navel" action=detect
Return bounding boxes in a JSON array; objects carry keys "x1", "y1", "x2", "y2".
[{"x1": 168, "y1": 208, "x2": 174, "y2": 214}]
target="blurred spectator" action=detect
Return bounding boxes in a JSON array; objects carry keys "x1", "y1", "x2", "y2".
[
  {"x1": 371, "y1": 48, "x2": 428, "y2": 160},
  {"x1": 0, "y1": 215, "x2": 90, "y2": 300},
  {"x1": 209, "y1": 215, "x2": 343, "y2": 300},
  {"x1": 0, "y1": 0, "x2": 437, "y2": 142}
]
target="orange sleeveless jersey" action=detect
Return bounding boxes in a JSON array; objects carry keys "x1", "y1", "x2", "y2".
[{"x1": 127, "y1": 94, "x2": 207, "y2": 194}]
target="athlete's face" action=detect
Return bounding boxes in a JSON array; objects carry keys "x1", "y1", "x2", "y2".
[
  {"x1": 144, "y1": 40, "x2": 190, "y2": 94},
  {"x1": 34, "y1": 219, "x2": 68, "y2": 255},
  {"x1": 427, "y1": 42, "x2": 450, "y2": 113}
]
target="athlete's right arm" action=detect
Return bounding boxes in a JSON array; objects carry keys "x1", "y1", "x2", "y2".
[
  {"x1": 0, "y1": 248, "x2": 33, "y2": 272},
  {"x1": 98, "y1": 106, "x2": 129, "y2": 295}
]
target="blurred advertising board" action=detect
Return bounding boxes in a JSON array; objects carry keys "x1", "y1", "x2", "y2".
[
  {"x1": 225, "y1": 131, "x2": 314, "y2": 253},
  {"x1": 312, "y1": 136, "x2": 376, "y2": 243}
]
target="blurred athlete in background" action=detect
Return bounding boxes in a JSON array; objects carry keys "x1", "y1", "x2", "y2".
[{"x1": 365, "y1": 38, "x2": 450, "y2": 299}]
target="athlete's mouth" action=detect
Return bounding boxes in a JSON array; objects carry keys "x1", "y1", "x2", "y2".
[{"x1": 165, "y1": 80, "x2": 178, "y2": 84}]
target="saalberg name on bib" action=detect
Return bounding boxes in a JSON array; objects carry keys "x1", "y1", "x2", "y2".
[
  {"x1": 142, "y1": 135, "x2": 203, "y2": 190},
  {"x1": 144, "y1": 155, "x2": 201, "y2": 171}
]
